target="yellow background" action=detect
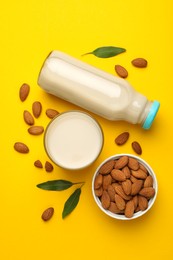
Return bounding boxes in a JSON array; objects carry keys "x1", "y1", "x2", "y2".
[{"x1": 0, "y1": 0, "x2": 172, "y2": 259}]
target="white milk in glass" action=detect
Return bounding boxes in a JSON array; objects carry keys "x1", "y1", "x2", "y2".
[{"x1": 44, "y1": 111, "x2": 103, "y2": 170}]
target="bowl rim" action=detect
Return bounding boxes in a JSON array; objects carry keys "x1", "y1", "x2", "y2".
[{"x1": 92, "y1": 153, "x2": 158, "y2": 220}]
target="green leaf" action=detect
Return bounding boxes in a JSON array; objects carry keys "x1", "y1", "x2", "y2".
[
  {"x1": 82, "y1": 46, "x2": 126, "y2": 58},
  {"x1": 62, "y1": 188, "x2": 81, "y2": 219},
  {"x1": 37, "y1": 180, "x2": 74, "y2": 191}
]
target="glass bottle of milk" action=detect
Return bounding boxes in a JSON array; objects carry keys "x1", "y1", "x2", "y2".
[{"x1": 38, "y1": 50, "x2": 160, "y2": 129}]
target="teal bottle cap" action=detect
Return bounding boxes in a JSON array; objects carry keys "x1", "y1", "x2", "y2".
[{"x1": 142, "y1": 101, "x2": 160, "y2": 129}]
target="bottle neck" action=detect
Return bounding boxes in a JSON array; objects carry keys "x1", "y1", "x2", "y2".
[
  {"x1": 141, "y1": 100, "x2": 160, "y2": 129},
  {"x1": 138, "y1": 101, "x2": 153, "y2": 125},
  {"x1": 125, "y1": 94, "x2": 160, "y2": 129},
  {"x1": 123, "y1": 91, "x2": 149, "y2": 124}
]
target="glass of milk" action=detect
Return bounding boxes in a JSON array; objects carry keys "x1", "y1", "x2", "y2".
[{"x1": 44, "y1": 110, "x2": 104, "y2": 170}]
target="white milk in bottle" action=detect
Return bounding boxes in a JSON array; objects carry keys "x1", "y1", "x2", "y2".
[{"x1": 38, "y1": 50, "x2": 160, "y2": 129}]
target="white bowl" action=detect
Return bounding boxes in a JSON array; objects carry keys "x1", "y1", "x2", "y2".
[{"x1": 92, "y1": 154, "x2": 158, "y2": 220}]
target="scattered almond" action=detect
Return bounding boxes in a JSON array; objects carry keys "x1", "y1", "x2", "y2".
[
  {"x1": 131, "y1": 58, "x2": 148, "y2": 68},
  {"x1": 23, "y1": 110, "x2": 34, "y2": 125},
  {"x1": 41, "y1": 207, "x2": 54, "y2": 221},
  {"x1": 115, "y1": 65, "x2": 128, "y2": 78},
  {"x1": 19, "y1": 83, "x2": 30, "y2": 101},
  {"x1": 46, "y1": 109, "x2": 59, "y2": 119},
  {"x1": 32, "y1": 101, "x2": 42, "y2": 118},
  {"x1": 14, "y1": 142, "x2": 29, "y2": 153},
  {"x1": 115, "y1": 132, "x2": 129, "y2": 145},
  {"x1": 34, "y1": 160, "x2": 43, "y2": 168},
  {"x1": 28, "y1": 126, "x2": 44, "y2": 135},
  {"x1": 114, "y1": 131, "x2": 144, "y2": 156},
  {"x1": 132, "y1": 141, "x2": 142, "y2": 155},
  {"x1": 45, "y1": 161, "x2": 54, "y2": 172}
]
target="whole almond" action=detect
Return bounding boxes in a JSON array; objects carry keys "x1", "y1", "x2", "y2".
[
  {"x1": 114, "y1": 194, "x2": 126, "y2": 210},
  {"x1": 101, "y1": 190, "x2": 111, "y2": 209},
  {"x1": 122, "y1": 179, "x2": 132, "y2": 195},
  {"x1": 130, "y1": 175, "x2": 138, "y2": 183},
  {"x1": 99, "y1": 160, "x2": 115, "y2": 175},
  {"x1": 128, "y1": 157, "x2": 139, "y2": 170},
  {"x1": 108, "y1": 202, "x2": 124, "y2": 214},
  {"x1": 144, "y1": 175, "x2": 153, "y2": 188},
  {"x1": 131, "y1": 180, "x2": 143, "y2": 195},
  {"x1": 111, "y1": 169, "x2": 126, "y2": 182},
  {"x1": 131, "y1": 169, "x2": 147, "y2": 179},
  {"x1": 132, "y1": 195, "x2": 138, "y2": 210},
  {"x1": 139, "y1": 187, "x2": 155, "y2": 199},
  {"x1": 19, "y1": 83, "x2": 30, "y2": 101},
  {"x1": 94, "y1": 174, "x2": 103, "y2": 189},
  {"x1": 114, "y1": 156, "x2": 129, "y2": 169},
  {"x1": 139, "y1": 163, "x2": 148, "y2": 173},
  {"x1": 23, "y1": 110, "x2": 34, "y2": 125},
  {"x1": 132, "y1": 141, "x2": 142, "y2": 155},
  {"x1": 45, "y1": 161, "x2": 54, "y2": 172},
  {"x1": 125, "y1": 200, "x2": 135, "y2": 218},
  {"x1": 122, "y1": 166, "x2": 131, "y2": 178},
  {"x1": 135, "y1": 205, "x2": 141, "y2": 213},
  {"x1": 32, "y1": 101, "x2": 42, "y2": 118},
  {"x1": 14, "y1": 142, "x2": 29, "y2": 153},
  {"x1": 107, "y1": 185, "x2": 116, "y2": 202},
  {"x1": 131, "y1": 58, "x2": 148, "y2": 68},
  {"x1": 114, "y1": 185, "x2": 132, "y2": 200},
  {"x1": 34, "y1": 160, "x2": 43, "y2": 168},
  {"x1": 115, "y1": 132, "x2": 129, "y2": 145},
  {"x1": 41, "y1": 207, "x2": 54, "y2": 221},
  {"x1": 111, "y1": 182, "x2": 120, "y2": 190},
  {"x1": 103, "y1": 175, "x2": 112, "y2": 190},
  {"x1": 138, "y1": 195, "x2": 148, "y2": 211},
  {"x1": 94, "y1": 186, "x2": 103, "y2": 197},
  {"x1": 46, "y1": 109, "x2": 59, "y2": 119},
  {"x1": 115, "y1": 65, "x2": 128, "y2": 78},
  {"x1": 28, "y1": 126, "x2": 44, "y2": 135}
]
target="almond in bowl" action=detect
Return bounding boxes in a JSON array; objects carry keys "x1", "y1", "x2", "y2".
[{"x1": 92, "y1": 154, "x2": 158, "y2": 220}]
